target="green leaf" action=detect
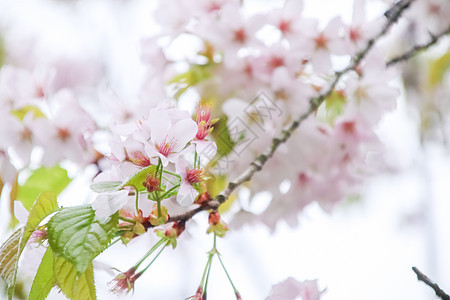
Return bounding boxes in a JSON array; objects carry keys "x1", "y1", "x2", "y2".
[
  {"x1": 118, "y1": 165, "x2": 157, "y2": 192},
  {"x1": 29, "y1": 247, "x2": 56, "y2": 300},
  {"x1": 22, "y1": 192, "x2": 59, "y2": 250},
  {"x1": 17, "y1": 166, "x2": 71, "y2": 210},
  {"x1": 210, "y1": 116, "x2": 235, "y2": 158},
  {"x1": 0, "y1": 227, "x2": 23, "y2": 289},
  {"x1": 206, "y1": 175, "x2": 236, "y2": 214},
  {"x1": 169, "y1": 64, "x2": 213, "y2": 99},
  {"x1": 53, "y1": 255, "x2": 96, "y2": 300},
  {"x1": 11, "y1": 105, "x2": 46, "y2": 121},
  {"x1": 0, "y1": 192, "x2": 59, "y2": 299},
  {"x1": 317, "y1": 90, "x2": 346, "y2": 125},
  {"x1": 428, "y1": 51, "x2": 450, "y2": 88},
  {"x1": 47, "y1": 205, "x2": 118, "y2": 274},
  {"x1": 90, "y1": 181, "x2": 122, "y2": 193}
]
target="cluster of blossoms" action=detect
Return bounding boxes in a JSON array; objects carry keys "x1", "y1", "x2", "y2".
[
  {"x1": 0, "y1": 60, "x2": 101, "y2": 183},
  {"x1": 137, "y1": 0, "x2": 402, "y2": 230},
  {"x1": 92, "y1": 102, "x2": 216, "y2": 221},
  {"x1": 0, "y1": 0, "x2": 448, "y2": 299}
]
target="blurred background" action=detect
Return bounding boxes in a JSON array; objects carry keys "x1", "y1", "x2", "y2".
[{"x1": 0, "y1": 0, "x2": 449, "y2": 299}]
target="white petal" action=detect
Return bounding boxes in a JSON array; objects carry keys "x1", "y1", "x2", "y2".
[
  {"x1": 149, "y1": 110, "x2": 171, "y2": 144},
  {"x1": 168, "y1": 118, "x2": 198, "y2": 152},
  {"x1": 92, "y1": 190, "x2": 129, "y2": 218},
  {"x1": 14, "y1": 201, "x2": 29, "y2": 224},
  {"x1": 176, "y1": 183, "x2": 198, "y2": 206}
]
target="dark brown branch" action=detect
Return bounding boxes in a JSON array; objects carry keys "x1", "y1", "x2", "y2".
[
  {"x1": 169, "y1": 0, "x2": 417, "y2": 224},
  {"x1": 387, "y1": 25, "x2": 450, "y2": 67},
  {"x1": 412, "y1": 267, "x2": 450, "y2": 300}
]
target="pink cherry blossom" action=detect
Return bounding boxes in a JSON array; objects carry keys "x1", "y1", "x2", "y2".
[
  {"x1": 144, "y1": 108, "x2": 198, "y2": 166},
  {"x1": 0, "y1": 111, "x2": 35, "y2": 166},
  {"x1": 0, "y1": 150, "x2": 16, "y2": 184},
  {"x1": 345, "y1": 50, "x2": 399, "y2": 124},
  {"x1": 266, "y1": 277, "x2": 323, "y2": 300},
  {"x1": 345, "y1": 0, "x2": 384, "y2": 53},
  {"x1": 292, "y1": 17, "x2": 348, "y2": 74},
  {"x1": 175, "y1": 158, "x2": 203, "y2": 206},
  {"x1": 268, "y1": 0, "x2": 310, "y2": 41},
  {"x1": 33, "y1": 90, "x2": 97, "y2": 166}
]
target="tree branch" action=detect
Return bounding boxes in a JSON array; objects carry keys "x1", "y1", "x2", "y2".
[
  {"x1": 387, "y1": 25, "x2": 450, "y2": 67},
  {"x1": 169, "y1": 0, "x2": 419, "y2": 224},
  {"x1": 412, "y1": 267, "x2": 450, "y2": 300}
]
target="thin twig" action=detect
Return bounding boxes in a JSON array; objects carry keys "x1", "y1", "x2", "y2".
[
  {"x1": 387, "y1": 25, "x2": 450, "y2": 67},
  {"x1": 412, "y1": 267, "x2": 450, "y2": 300},
  {"x1": 169, "y1": 0, "x2": 429, "y2": 224}
]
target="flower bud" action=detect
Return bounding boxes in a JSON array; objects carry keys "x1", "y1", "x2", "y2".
[
  {"x1": 208, "y1": 210, "x2": 221, "y2": 226},
  {"x1": 129, "y1": 151, "x2": 151, "y2": 167},
  {"x1": 195, "y1": 192, "x2": 211, "y2": 206},
  {"x1": 143, "y1": 172, "x2": 160, "y2": 193}
]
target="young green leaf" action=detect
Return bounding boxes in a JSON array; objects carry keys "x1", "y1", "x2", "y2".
[
  {"x1": 0, "y1": 227, "x2": 23, "y2": 288},
  {"x1": 22, "y1": 192, "x2": 59, "y2": 250},
  {"x1": 210, "y1": 116, "x2": 235, "y2": 159},
  {"x1": 429, "y1": 51, "x2": 450, "y2": 88},
  {"x1": 90, "y1": 181, "x2": 122, "y2": 193},
  {"x1": 53, "y1": 255, "x2": 96, "y2": 300},
  {"x1": 169, "y1": 64, "x2": 213, "y2": 99},
  {"x1": 47, "y1": 205, "x2": 118, "y2": 274},
  {"x1": 10, "y1": 105, "x2": 46, "y2": 121},
  {"x1": 118, "y1": 165, "x2": 157, "y2": 192},
  {"x1": 29, "y1": 247, "x2": 56, "y2": 300},
  {"x1": 16, "y1": 166, "x2": 71, "y2": 210},
  {"x1": 0, "y1": 192, "x2": 59, "y2": 299},
  {"x1": 317, "y1": 90, "x2": 347, "y2": 125}
]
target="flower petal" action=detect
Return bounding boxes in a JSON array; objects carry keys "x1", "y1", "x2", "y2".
[
  {"x1": 92, "y1": 190, "x2": 129, "y2": 218},
  {"x1": 176, "y1": 183, "x2": 198, "y2": 206}
]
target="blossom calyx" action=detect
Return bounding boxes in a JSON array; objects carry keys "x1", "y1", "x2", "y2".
[
  {"x1": 207, "y1": 211, "x2": 228, "y2": 237},
  {"x1": 195, "y1": 192, "x2": 211, "y2": 206},
  {"x1": 163, "y1": 221, "x2": 186, "y2": 248},
  {"x1": 110, "y1": 267, "x2": 141, "y2": 295},
  {"x1": 149, "y1": 204, "x2": 169, "y2": 226}
]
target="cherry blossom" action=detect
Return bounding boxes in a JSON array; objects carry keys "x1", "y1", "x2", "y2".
[
  {"x1": 0, "y1": 0, "x2": 448, "y2": 299},
  {"x1": 0, "y1": 111, "x2": 36, "y2": 167},
  {"x1": 144, "y1": 108, "x2": 198, "y2": 166},
  {"x1": 345, "y1": 0, "x2": 384, "y2": 53},
  {"x1": 33, "y1": 90, "x2": 97, "y2": 166},
  {"x1": 175, "y1": 158, "x2": 204, "y2": 206},
  {"x1": 291, "y1": 17, "x2": 348, "y2": 74},
  {"x1": 266, "y1": 277, "x2": 323, "y2": 300}
]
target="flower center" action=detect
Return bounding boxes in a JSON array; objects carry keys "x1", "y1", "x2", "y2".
[
  {"x1": 349, "y1": 28, "x2": 360, "y2": 42},
  {"x1": 268, "y1": 56, "x2": 284, "y2": 70},
  {"x1": 57, "y1": 128, "x2": 71, "y2": 141},
  {"x1": 315, "y1": 33, "x2": 328, "y2": 49},
  {"x1": 341, "y1": 121, "x2": 356, "y2": 135},
  {"x1": 186, "y1": 168, "x2": 204, "y2": 184},
  {"x1": 156, "y1": 137, "x2": 176, "y2": 157},
  {"x1": 21, "y1": 127, "x2": 32, "y2": 141},
  {"x1": 298, "y1": 172, "x2": 310, "y2": 186},
  {"x1": 279, "y1": 20, "x2": 291, "y2": 34},
  {"x1": 233, "y1": 28, "x2": 247, "y2": 43}
]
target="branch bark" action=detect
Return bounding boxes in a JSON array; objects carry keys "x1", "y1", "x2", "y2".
[
  {"x1": 387, "y1": 25, "x2": 450, "y2": 67},
  {"x1": 412, "y1": 267, "x2": 450, "y2": 300},
  {"x1": 168, "y1": 0, "x2": 450, "y2": 224}
]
